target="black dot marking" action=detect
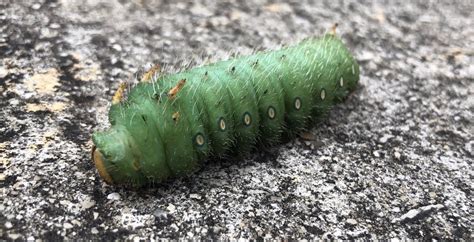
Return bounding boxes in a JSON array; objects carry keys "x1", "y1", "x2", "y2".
[
  {"x1": 243, "y1": 112, "x2": 252, "y2": 126},
  {"x1": 231, "y1": 66, "x2": 236, "y2": 73},
  {"x1": 294, "y1": 97, "x2": 302, "y2": 110},
  {"x1": 194, "y1": 133, "x2": 205, "y2": 147},
  {"x1": 267, "y1": 106, "x2": 276, "y2": 119},
  {"x1": 141, "y1": 115, "x2": 147, "y2": 123},
  {"x1": 320, "y1": 88, "x2": 326, "y2": 100},
  {"x1": 218, "y1": 117, "x2": 226, "y2": 131}
]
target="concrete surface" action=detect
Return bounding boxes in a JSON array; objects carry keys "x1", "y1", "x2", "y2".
[{"x1": 1, "y1": 0, "x2": 473, "y2": 240}]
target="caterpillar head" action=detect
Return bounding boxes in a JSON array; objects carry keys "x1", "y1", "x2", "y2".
[{"x1": 91, "y1": 125, "x2": 147, "y2": 187}]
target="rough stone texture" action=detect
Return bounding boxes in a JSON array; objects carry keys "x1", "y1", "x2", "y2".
[{"x1": 1, "y1": 0, "x2": 473, "y2": 240}]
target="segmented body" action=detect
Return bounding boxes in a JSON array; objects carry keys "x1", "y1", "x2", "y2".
[{"x1": 92, "y1": 33, "x2": 359, "y2": 187}]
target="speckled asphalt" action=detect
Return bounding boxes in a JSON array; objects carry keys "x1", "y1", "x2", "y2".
[{"x1": 1, "y1": 0, "x2": 473, "y2": 240}]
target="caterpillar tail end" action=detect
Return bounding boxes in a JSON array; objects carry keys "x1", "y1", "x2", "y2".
[{"x1": 91, "y1": 145, "x2": 114, "y2": 185}]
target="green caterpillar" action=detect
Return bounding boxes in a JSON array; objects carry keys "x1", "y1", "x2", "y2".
[{"x1": 92, "y1": 31, "x2": 359, "y2": 187}]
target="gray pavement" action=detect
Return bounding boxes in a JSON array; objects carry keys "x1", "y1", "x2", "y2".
[{"x1": 1, "y1": 0, "x2": 473, "y2": 239}]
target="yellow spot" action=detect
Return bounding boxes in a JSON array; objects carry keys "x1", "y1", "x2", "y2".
[
  {"x1": 168, "y1": 79, "x2": 186, "y2": 99},
  {"x1": 264, "y1": 3, "x2": 292, "y2": 13},
  {"x1": 172, "y1": 112, "x2": 180, "y2": 122},
  {"x1": 0, "y1": 142, "x2": 7, "y2": 152},
  {"x1": 41, "y1": 129, "x2": 58, "y2": 145},
  {"x1": 26, "y1": 102, "x2": 67, "y2": 113},
  {"x1": 112, "y1": 82, "x2": 126, "y2": 105},
  {"x1": 373, "y1": 7, "x2": 386, "y2": 24},
  {"x1": 92, "y1": 146, "x2": 114, "y2": 184},
  {"x1": 25, "y1": 68, "x2": 60, "y2": 95},
  {"x1": 141, "y1": 64, "x2": 161, "y2": 82},
  {"x1": 70, "y1": 52, "x2": 101, "y2": 82}
]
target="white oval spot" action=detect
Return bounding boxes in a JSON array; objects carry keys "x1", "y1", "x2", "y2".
[
  {"x1": 294, "y1": 98, "x2": 301, "y2": 110},
  {"x1": 243, "y1": 112, "x2": 252, "y2": 126},
  {"x1": 340, "y1": 77, "x2": 344, "y2": 87},
  {"x1": 320, "y1": 89, "x2": 326, "y2": 100},
  {"x1": 195, "y1": 134, "x2": 205, "y2": 146},
  {"x1": 267, "y1": 106, "x2": 275, "y2": 119},
  {"x1": 219, "y1": 118, "x2": 226, "y2": 131}
]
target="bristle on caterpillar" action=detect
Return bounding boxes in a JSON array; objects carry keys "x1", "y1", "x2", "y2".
[
  {"x1": 141, "y1": 64, "x2": 161, "y2": 82},
  {"x1": 111, "y1": 82, "x2": 127, "y2": 104},
  {"x1": 168, "y1": 79, "x2": 186, "y2": 99}
]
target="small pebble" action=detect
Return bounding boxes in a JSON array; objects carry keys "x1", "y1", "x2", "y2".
[
  {"x1": 112, "y1": 44, "x2": 122, "y2": 52},
  {"x1": 31, "y1": 3, "x2": 41, "y2": 10},
  {"x1": 379, "y1": 134, "x2": 393, "y2": 143},
  {"x1": 167, "y1": 204, "x2": 176, "y2": 213},
  {"x1": 107, "y1": 193, "x2": 121, "y2": 201},
  {"x1": 5, "y1": 221, "x2": 13, "y2": 229},
  {"x1": 373, "y1": 151, "x2": 380, "y2": 157},
  {"x1": 346, "y1": 219, "x2": 358, "y2": 225},
  {"x1": 63, "y1": 222, "x2": 73, "y2": 229},
  {"x1": 394, "y1": 151, "x2": 401, "y2": 160}
]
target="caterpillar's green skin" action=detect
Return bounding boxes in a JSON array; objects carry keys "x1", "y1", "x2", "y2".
[{"x1": 92, "y1": 33, "x2": 359, "y2": 187}]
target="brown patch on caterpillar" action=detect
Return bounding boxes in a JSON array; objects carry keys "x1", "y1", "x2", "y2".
[
  {"x1": 172, "y1": 111, "x2": 180, "y2": 122},
  {"x1": 168, "y1": 79, "x2": 186, "y2": 99},
  {"x1": 141, "y1": 64, "x2": 161, "y2": 82},
  {"x1": 112, "y1": 82, "x2": 127, "y2": 105},
  {"x1": 92, "y1": 146, "x2": 114, "y2": 184},
  {"x1": 330, "y1": 23, "x2": 339, "y2": 36}
]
